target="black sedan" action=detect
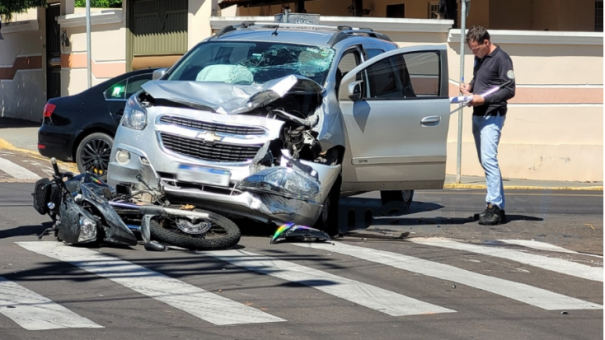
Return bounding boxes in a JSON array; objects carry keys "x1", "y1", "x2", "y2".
[{"x1": 38, "y1": 68, "x2": 157, "y2": 177}]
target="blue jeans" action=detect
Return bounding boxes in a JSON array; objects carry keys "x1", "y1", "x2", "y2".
[{"x1": 472, "y1": 113, "x2": 506, "y2": 210}]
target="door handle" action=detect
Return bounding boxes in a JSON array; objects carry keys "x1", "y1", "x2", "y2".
[{"x1": 421, "y1": 116, "x2": 440, "y2": 126}]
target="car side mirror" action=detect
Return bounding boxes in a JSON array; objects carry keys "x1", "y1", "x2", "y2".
[
  {"x1": 152, "y1": 68, "x2": 167, "y2": 80},
  {"x1": 347, "y1": 80, "x2": 363, "y2": 101}
]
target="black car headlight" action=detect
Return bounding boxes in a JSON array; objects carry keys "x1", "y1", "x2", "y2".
[{"x1": 122, "y1": 95, "x2": 147, "y2": 130}]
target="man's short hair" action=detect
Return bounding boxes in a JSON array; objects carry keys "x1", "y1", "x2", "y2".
[{"x1": 465, "y1": 25, "x2": 490, "y2": 44}]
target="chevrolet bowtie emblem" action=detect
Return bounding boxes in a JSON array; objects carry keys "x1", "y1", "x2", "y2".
[{"x1": 197, "y1": 132, "x2": 223, "y2": 143}]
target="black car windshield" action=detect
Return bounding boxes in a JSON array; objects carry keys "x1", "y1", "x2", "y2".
[{"x1": 165, "y1": 41, "x2": 335, "y2": 85}]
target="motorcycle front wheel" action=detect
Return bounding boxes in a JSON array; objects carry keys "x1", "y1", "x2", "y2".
[{"x1": 150, "y1": 209, "x2": 241, "y2": 250}]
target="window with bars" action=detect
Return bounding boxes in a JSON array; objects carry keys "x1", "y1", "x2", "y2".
[
  {"x1": 428, "y1": 0, "x2": 458, "y2": 27},
  {"x1": 428, "y1": 1, "x2": 440, "y2": 18},
  {"x1": 596, "y1": 1, "x2": 603, "y2": 31}
]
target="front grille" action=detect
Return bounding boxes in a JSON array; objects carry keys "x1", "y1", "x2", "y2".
[
  {"x1": 160, "y1": 116, "x2": 266, "y2": 135},
  {"x1": 160, "y1": 132, "x2": 261, "y2": 163}
]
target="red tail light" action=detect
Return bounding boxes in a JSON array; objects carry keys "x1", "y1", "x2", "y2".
[
  {"x1": 38, "y1": 144, "x2": 46, "y2": 150},
  {"x1": 43, "y1": 103, "x2": 56, "y2": 118}
]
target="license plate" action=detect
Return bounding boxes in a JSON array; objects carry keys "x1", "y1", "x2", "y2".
[{"x1": 176, "y1": 165, "x2": 231, "y2": 187}]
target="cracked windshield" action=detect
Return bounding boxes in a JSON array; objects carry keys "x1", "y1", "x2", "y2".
[{"x1": 165, "y1": 41, "x2": 335, "y2": 85}]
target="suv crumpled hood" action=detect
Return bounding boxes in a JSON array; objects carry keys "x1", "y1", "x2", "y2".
[{"x1": 141, "y1": 75, "x2": 325, "y2": 115}]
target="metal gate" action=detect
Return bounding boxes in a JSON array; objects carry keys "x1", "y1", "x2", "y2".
[
  {"x1": 46, "y1": 4, "x2": 61, "y2": 99},
  {"x1": 127, "y1": 0, "x2": 188, "y2": 70}
]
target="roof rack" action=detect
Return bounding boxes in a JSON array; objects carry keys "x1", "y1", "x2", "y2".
[
  {"x1": 327, "y1": 29, "x2": 392, "y2": 45},
  {"x1": 213, "y1": 21, "x2": 392, "y2": 43},
  {"x1": 214, "y1": 21, "x2": 255, "y2": 38}
]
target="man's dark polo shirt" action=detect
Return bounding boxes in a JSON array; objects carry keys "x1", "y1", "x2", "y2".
[{"x1": 470, "y1": 46, "x2": 516, "y2": 116}]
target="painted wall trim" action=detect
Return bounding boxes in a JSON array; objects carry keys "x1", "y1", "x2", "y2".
[
  {"x1": 448, "y1": 29, "x2": 604, "y2": 46},
  {"x1": 0, "y1": 20, "x2": 39, "y2": 34},
  {"x1": 0, "y1": 56, "x2": 43, "y2": 80},
  {"x1": 210, "y1": 16, "x2": 455, "y2": 33},
  {"x1": 57, "y1": 9, "x2": 123, "y2": 28},
  {"x1": 61, "y1": 53, "x2": 125, "y2": 78}
]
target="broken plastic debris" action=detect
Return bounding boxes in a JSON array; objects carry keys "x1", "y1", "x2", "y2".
[{"x1": 270, "y1": 223, "x2": 331, "y2": 244}]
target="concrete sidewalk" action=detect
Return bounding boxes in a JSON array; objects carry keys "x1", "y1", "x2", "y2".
[{"x1": 0, "y1": 117, "x2": 602, "y2": 191}]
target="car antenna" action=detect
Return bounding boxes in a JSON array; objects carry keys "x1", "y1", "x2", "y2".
[{"x1": 271, "y1": 24, "x2": 279, "y2": 36}]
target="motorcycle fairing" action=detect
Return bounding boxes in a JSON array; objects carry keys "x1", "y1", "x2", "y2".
[{"x1": 79, "y1": 183, "x2": 138, "y2": 246}]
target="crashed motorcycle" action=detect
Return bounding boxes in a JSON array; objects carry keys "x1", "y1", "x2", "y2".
[{"x1": 33, "y1": 158, "x2": 241, "y2": 251}]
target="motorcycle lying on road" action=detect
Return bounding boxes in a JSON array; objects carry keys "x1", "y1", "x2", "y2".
[{"x1": 32, "y1": 158, "x2": 241, "y2": 251}]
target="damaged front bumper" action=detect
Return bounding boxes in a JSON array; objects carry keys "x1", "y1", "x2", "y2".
[
  {"x1": 108, "y1": 129, "x2": 340, "y2": 227},
  {"x1": 108, "y1": 143, "x2": 333, "y2": 226},
  {"x1": 108, "y1": 74, "x2": 342, "y2": 227}
]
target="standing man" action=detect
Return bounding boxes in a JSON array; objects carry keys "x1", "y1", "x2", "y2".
[{"x1": 460, "y1": 25, "x2": 516, "y2": 225}]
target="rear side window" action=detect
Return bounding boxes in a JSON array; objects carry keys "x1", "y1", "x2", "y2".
[
  {"x1": 104, "y1": 79, "x2": 127, "y2": 100},
  {"x1": 104, "y1": 73, "x2": 153, "y2": 100},
  {"x1": 363, "y1": 51, "x2": 441, "y2": 99}
]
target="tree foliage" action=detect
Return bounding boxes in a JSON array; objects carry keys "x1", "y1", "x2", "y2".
[
  {"x1": 0, "y1": 0, "x2": 47, "y2": 20},
  {"x1": 74, "y1": 0, "x2": 122, "y2": 8}
]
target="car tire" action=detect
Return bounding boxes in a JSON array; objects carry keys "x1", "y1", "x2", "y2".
[
  {"x1": 313, "y1": 175, "x2": 342, "y2": 237},
  {"x1": 380, "y1": 190, "x2": 414, "y2": 214},
  {"x1": 76, "y1": 132, "x2": 113, "y2": 180}
]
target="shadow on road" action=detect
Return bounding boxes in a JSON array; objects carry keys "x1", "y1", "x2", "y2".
[
  {"x1": 370, "y1": 214, "x2": 544, "y2": 227},
  {"x1": 0, "y1": 222, "x2": 54, "y2": 239}
]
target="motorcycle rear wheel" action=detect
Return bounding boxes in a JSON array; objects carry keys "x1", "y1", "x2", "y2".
[{"x1": 150, "y1": 209, "x2": 241, "y2": 250}]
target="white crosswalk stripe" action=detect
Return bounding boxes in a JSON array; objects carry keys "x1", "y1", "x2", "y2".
[
  {"x1": 409, "y1": 237, "x2": 603, "y2": 282},
  {"x1": 16, "y1": 242, "x2": 285, "y2": 326},
  {"x1": 4, "y1": 238, "x2": 602, "y2": 331},
  {"x1": 198, "y1": 249, "x2": 456, "y2": 316},
  {"x1": 0, "y1": 276, "x2": 102, "y2": 330},
  {"x1": 0, "y1": 156, "x2": 40, "y2": 180},
  {"x1": 499, "y1": 239, "x2": 604, "y2": 258},
  {"x1": 294, "y1": 242, "x2": 602, "y2": 310}
]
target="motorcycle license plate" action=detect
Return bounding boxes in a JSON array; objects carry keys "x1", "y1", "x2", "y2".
[{"x1": 176, "y1": 165, "x2": 231, "y2": 187}]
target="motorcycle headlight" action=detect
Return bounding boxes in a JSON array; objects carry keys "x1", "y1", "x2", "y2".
[
  {"x1": 122, "y1": 95, "x2": 147, "y2": 130},
  {"x1": 236, "y1": 167, "x2": 320, "y2": 201},
  {"x1": 78, "y1": 215, "x2": 97, "y2": 243}
]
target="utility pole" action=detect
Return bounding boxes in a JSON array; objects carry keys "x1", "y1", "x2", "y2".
[
  {"x1": 86, "y1": 0, "x2": 92, "y2": 88},
  {"x1": 456, "y1": 0, "x2": 470, "y2": 184}
]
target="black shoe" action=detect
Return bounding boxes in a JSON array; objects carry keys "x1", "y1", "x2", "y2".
[
  {"x1": 473, "y1": 206, "x2": 489, "y2": 221},
  {"x1": 478, "y1": 204, "x2": 504, "y2": 225}
]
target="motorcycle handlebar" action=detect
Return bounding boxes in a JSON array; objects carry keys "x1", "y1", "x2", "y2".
[{"x1": 51, "y1": 157, "x2": 60, "y2": 176}]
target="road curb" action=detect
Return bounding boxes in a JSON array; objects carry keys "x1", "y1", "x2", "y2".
[
  {"x1": 443, "y1": 183, "x2": 603, "y2": 191},
  {"x1": 0, "y1": 138, "x2": 79, "y2": 173}
]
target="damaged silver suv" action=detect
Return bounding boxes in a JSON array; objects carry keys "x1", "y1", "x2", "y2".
[{"x1": 107, "y1": 18, "x2": 451, "y2": 235}]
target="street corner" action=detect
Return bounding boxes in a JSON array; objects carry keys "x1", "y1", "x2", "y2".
[{"x1": 0, "y1": 140, "x2": 78, "y2": 183}]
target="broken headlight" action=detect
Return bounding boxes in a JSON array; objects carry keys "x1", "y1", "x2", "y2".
[
  {"x1": 122, "y1": 95, "x2": 147, "y2": 130},
  {"x1": 236, "y1": 167, "x2": 320, "y2": 201},
  {"x1": 77, "y1": 215, "x2": 97, "y2": 243}
]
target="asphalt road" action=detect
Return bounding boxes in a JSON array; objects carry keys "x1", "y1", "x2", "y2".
[{"x1": 0, "y1": 183, "x2": 602, "y2": 340}]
